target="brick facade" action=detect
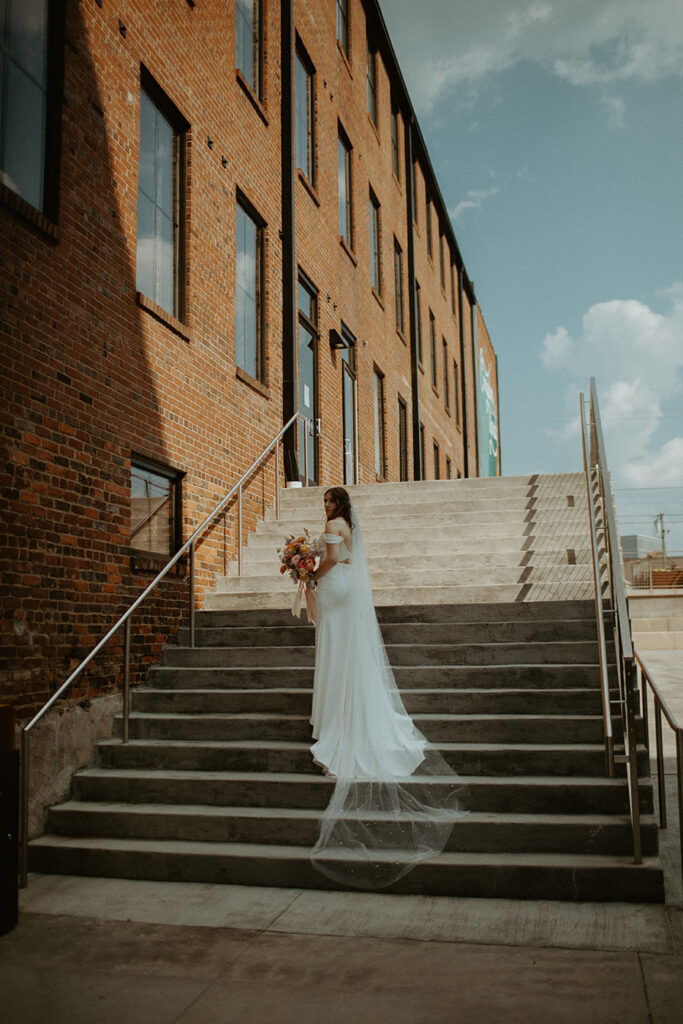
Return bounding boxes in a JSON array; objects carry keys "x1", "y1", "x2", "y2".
[{"x1": 0, "y1": 0, "x2": 499, "y2": 718}]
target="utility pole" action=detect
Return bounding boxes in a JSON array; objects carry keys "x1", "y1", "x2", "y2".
[{"x1": 654, "y1": 513, "x2": 669, "y2": 560}]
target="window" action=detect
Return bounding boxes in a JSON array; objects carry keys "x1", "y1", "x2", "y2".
[
  {"x1": 373, "y1": 367, "x2": 386, "y2": 478},
  {"x1": 419, "y1": 422, "x2": 425, "y2": 480},
  {"x1": 0, "y1": 0, "x2": 58, "y2": 215},
  {"x1": 390, "y1": 95, "x2": 400, "y2": 179},
  {"x1": 236, "y1": 0, "x2": 262, "y2": 98},
  {"x1": 296, "y1": 45, "x2": 315, "y2": 183},
  {"x1": 412, "y1": 162, "x2": 418, "y2": 224},
  {"x1": 137, "y1": 75, "x2": 188, "y2": 318},
  {"x1": 443, "y1": 339, "x2": 449, "y2": 409},
  {"x1": 336, "y1": 0, "x2": 349, "y2": 57},
  {"x1": 338, "y1": 126, "x2": 353, "y2": 247},
  {"x1": 366, "y1": 40, "x2": 377, "y2": 124},
  {"x1": 415, "y1": 281, "x2": 423, "y2": 365},
  {"x1": 394, "y1": 238, "x2": 404, "y2": 335},
  {"x1": 130, "y1": 457, "x2": 182, "y2": 557},
  {"x1": 369, "y1": 189, "x2": 381, "y2": 293},
  {"x1": 429, "y1": 310, "x2": 437, "y2": 390},
  {"x1": 425, "y1": 194, "x2": 432, "y2": 256},
  {"x1": 398, "y1": 396, "x2": 408, "y2": 481},
  {"x1": 453, "y1": 360, "x2": 461, "y2": 427},
  {"x1": 433, "y1": 441, "x2": 440, "y2": 480},
  {"x1": 450, "y1": 260, "x2": 457, "y2": 315},
  {"x1": 446, "y1": 455, "x2": 452, "y2": 479},
  {"x1": 439, "y1": 232, "x2": 446, "y2": 290},
  {"x1": 235, "y1": 196, "x2": 264, "y2": 381}
]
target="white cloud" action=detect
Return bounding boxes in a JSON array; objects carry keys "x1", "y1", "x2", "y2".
[
  {"x1": 540, "y1": 285, "x2": 683, "y2": 488},
  {"x1": 379, "y1": 0, "x2": 683, "y2": 115},
  {"x1": 449, "y1": 186, "x2": 499, "y2": 221}
]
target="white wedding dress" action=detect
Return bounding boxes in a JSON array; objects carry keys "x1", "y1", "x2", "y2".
[{"x1": 308, "y1": 505, "x2": 468, "y2": 889}]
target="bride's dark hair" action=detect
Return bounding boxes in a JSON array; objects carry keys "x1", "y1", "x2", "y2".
[{"x1": 324, "y1": 486, "x2": 354, "y2": 531}]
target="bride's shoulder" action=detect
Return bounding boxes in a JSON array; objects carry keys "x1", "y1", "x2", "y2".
[{"x1": 324, "y1": 517, "x2": 350, "y2": 539}]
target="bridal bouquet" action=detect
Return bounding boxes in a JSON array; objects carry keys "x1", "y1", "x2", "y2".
[{"x1": 278, "y1": 531, "x2": 323, "y2": 622}]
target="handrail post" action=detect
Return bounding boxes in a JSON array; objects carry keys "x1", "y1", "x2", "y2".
[
  {"x1": 655, "y1": 701, "x2": 666, "y2": 828},
  {"x1": 19, "y1": 728, "x2": 29, "y2": 888},
  {"x1": 677, "y1": 729, "x2": 683, "y2": 884},
  {"x1": 189, "y1": 541, "x2": 196, "y2": 648},
  {"x1": 238, "y1": 485, "x2": 243, "y2": 576},
  {"x1": 275, "y1": 438, "x2": 281, "y2": 520},
  {"x1": 123, "y1": 618, "x2": 131, "y2": 744}
]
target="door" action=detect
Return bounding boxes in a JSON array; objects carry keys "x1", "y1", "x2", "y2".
[
  {"x1": 341, "y1": 328, "x2": 357, "y2": 485},
  {"x1": 297, "y1": 276, "x2": 318, "y2": 485}
]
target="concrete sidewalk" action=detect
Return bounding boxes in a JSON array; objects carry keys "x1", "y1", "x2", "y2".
[
  {"x1": 2, "y1": 881, "x2": 683, "y2": 1024},
  {"x1": 2, "y1": 651, "x2": 681, "y2": 1024}
]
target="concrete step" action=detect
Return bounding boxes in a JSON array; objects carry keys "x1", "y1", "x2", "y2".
[
  {"x1": 212, "y1": 565, "x2": 594, "y2": 595},
  {"x1": 204, "y1": 581, "x2": 595, "y2": 610},
  {"x1": 146, "y1": 663, "x2": 609, "y2": 691},
  {"x1": 70, "y1": 768, "x2": 656, "y2": 816},
  {"x1": 132, "y1": 687, "x2": 604, "y2": 717},
  {"x1": 254, "y1": 518, "x2": 590, "y2": 543},
  {"x1": 196, "y1": 600, "x2": 597, "y2": 628},
  {"x1": 160, "y1": 640, "x2": 600, "y2": 669},
  {"x1": 236, "y1": 548, "x2": 593, "y2": 573},
  {"x1": 632, "y1": 631, "x2": 683, "y2": 651},
  {"x1": 266, "y1": 507, "x2": 589, "y2": 532},
  {"x1": 178, "y1": 618, "x2": 598, "y2": 648},
  {"x1": 27, "y1": 835, "x2": 664, "y2": 902},
  {"x1": 95, "y1": 738, "x2": 648, "y2": 777},
  {"x1": 112, "y1": 712, "x2": 607, "y2": 745},
  {"x1": 45, "y1": 802, "x2": 659, "y2": 857}
]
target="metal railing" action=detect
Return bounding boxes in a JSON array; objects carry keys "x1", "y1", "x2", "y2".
[
  {"x1": 636, "y1": 651, "x2": 683, "y2": 883},
  {"x1": 580, "y1": 379, "x2": 642, "y2": 863},
  {"x1": 19, "y1": 411, "x2": 307, "y2": 887}
]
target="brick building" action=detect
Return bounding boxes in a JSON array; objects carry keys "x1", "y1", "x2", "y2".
[{"x1": 1, "y1": 0, "x2": 500, "y2": 721}]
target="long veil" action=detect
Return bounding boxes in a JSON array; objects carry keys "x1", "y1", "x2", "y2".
[{"x1": 310, "y1": 501, "x2": 468, "y2": 889}]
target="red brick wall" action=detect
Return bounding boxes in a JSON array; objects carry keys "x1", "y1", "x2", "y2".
[{"x1": 1, "y1": 0, "x2": 498, "y2": 718}]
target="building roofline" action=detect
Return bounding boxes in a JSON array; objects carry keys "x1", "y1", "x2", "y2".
[{"x1": 364, "y1": 0, "x2": 477, "y2": 306}]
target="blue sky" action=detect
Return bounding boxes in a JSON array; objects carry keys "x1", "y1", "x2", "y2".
[{"x1": 380, "y1": 0, "x2": 683, "y2": 554}]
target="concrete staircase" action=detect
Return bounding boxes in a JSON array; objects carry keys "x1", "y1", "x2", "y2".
[{"x1": 29, "y1": 475, "x2": 664, "y2": 902}]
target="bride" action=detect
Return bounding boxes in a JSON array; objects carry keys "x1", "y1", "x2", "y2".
[{"x1": 308, "y1": 486, "x2": 468, "y2": 888}]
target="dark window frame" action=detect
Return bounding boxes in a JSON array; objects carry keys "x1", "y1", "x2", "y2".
[
  {"x1": 130, "y1": 453, "x2": 184, "y2": 559},
  {"x1": 429, "y1": 309, "x2": 437, "y2": 390},
  {"x1": 415, "y1": 280, "x2": 423, "y2": 365},
  {"x1": 337, "y1": 124, "x2": 353, "y2": 249},
  {"x1": 398, "y1": 395, "x2": 409, "y2": 481},
  {"x1": 446, "y1": 455, "x2": 452, "y2": 479},
  {"x1": 369, "y1": 187, "x2": 381, "y2": 294},
  {"x1": 295, "y1": 40, "x2": 315, "y2": 185},
  {"x1": 137, "y1": 67, "x2": 189, "y2": 322},
  {"x1": 425, "y1": 193, "x2": 432, "y2": 256},
  {"x1": 235, "y1": 189, "x2": 266, "y2": 383},
  {"x1": 453, "y1": 359, "x2": 461, "y2": 427},
  {"x1": 236, "y1": 0, "x2": 263, "y2": 100},
  {"x1": 390, "y1": 95, "x2": 400, "y2": 179},
  {"x1": 366, "y1": 38, "x2": 378, "y2": 125},
  {"x1": 373, "y1": 365, "x2": 386, "y2": 480},
  {"x1": 394, "y1": 237, "x2": 404, "y2": 336},
  {"x1": 0, "y1": 0, "x2": 66, "y2": 222},
  {"x1": 336, "y1": 0, "x2": 349, "y2": 58},
  {"x1": 443, "y1": 338, "x2": 449, "y2": 410},
  {"x1": 433, "y1": 440, "x2": 440, "y2": 480}
]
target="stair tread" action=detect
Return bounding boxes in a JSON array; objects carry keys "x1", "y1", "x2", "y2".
[
  {"x1": 98, "y1": 737, "x2": 615, "y2": 751},
  {"x1": 29, "y1": 833, "x2": 660, "y2": 871},
  {"x1": 51, "y1": 800, "x2": 657, "y2": 827}
]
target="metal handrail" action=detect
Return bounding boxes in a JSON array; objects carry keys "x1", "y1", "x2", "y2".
[
  {"x1": 635, "y1": 650, "x2": 683, "y2": 882},
  {"x1": 19, "y1": 410, "x2": 306, "y2": 887},
  {"x1": 580, "y1": 378, "x2": 642, "y2": 863},
  {"x1": 579, "y1": 394, "x2": 614, "y2": 776}
]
